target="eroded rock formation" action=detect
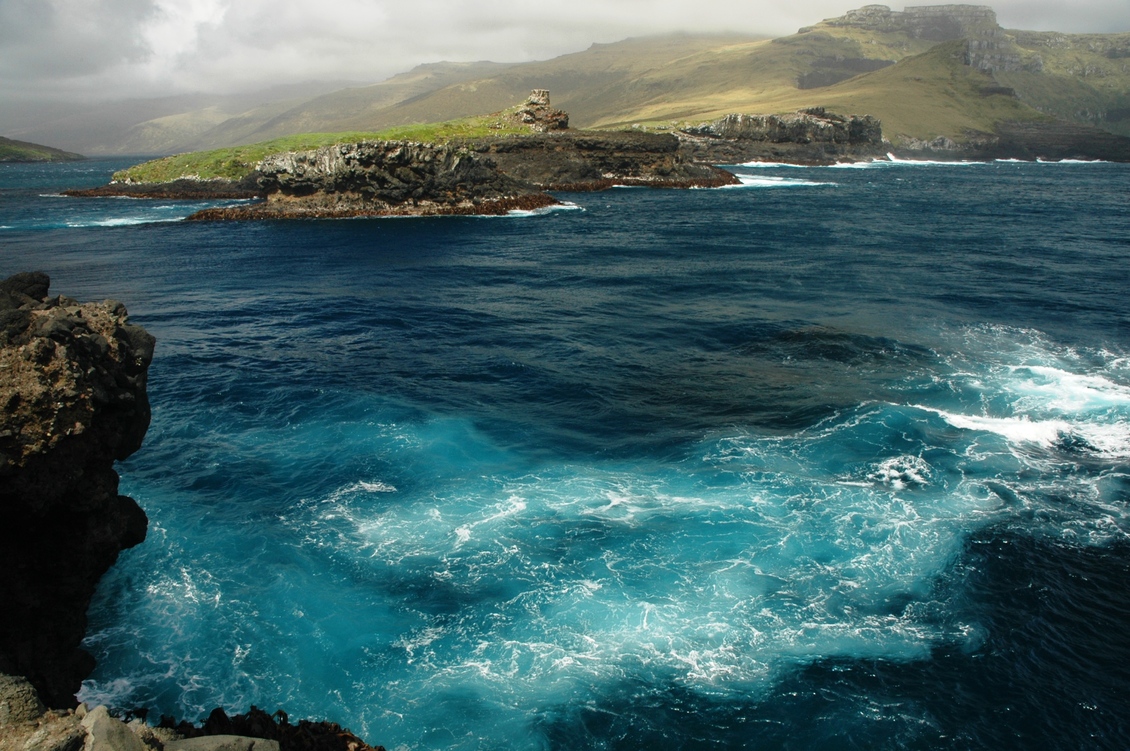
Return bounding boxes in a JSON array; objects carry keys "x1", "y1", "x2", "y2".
[
  {"x1": 678, "y1": 108, "x2": 885, "y2": 164},
  {"x1": 188, "y1": 140, "x2": 558, "y2": 220},
  {"x1": 470, "y1": 129, "x2": 738, "y2": 190},
  {"x1": 0, "y1": 272, "x2": 154, "y2": 708}
]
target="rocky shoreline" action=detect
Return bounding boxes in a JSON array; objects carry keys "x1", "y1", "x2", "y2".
[
  {"x1": 59, "y1": 89, "x2": 1130, "y2": 219},
  {"x1": 0, "y1": 273, "x2": 385, "y2": 751},
  {"x1": 677, "y1": 108, "x2": 887, "y2": 164}
]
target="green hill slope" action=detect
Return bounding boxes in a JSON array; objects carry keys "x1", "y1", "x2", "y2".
[
  {"x1": 996, "y1": 30, "x2": 1130, "y2": 136},
  {"x1": 21, "y1": 4, "x2": 1130, "y2": 156},
  {"x1": 0, "y1": 136, "x2": 83, "y2": 162}
]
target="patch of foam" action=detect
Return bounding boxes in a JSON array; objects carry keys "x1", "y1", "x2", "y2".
[
  {"x1": 65, "y1": 217, "x2": 180, "y2": 228},
  {"x1": 735, "y1": 161, "x2": 810, "y2": 168},
  {"x1": 885, "y1": 153, "x2": 988, "y2": 166},
  {"x1": 725, "y1": 175, "x2": 836, "y2": 188},
  {"x1": 1005, "y1": 365, "x2": 1130, "y2": 413},
  {"x1": 866, "y1": 455, "x2": 933, "y2": 490},
  {"x1": 926, "y1": 408, "x2": 1072, "y2": 447},
  {"x1": 502, "y1": 201, "x2": 584, "y2": 217}
]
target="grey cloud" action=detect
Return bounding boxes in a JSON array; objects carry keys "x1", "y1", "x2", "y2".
[
  {"x1": 0, "y1": 0, "x2": 153, "y2": 86},
  {"x1": 2, "y1": 0, "x2": 1129, "y2": 107}
]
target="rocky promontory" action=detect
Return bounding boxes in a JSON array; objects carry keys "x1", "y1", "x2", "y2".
[
  {"x1": 0, "y1": 272, "x2": 154, "y2": 709},
  {"x1": 187, "y1": 139, "x2": 558, "y2": 220},
  {"x1": 469, "y1": 129, "x2": 739, "y2": 190},
  {"x1": 677, "y1": 108, "x2": 886, "y2": 164}
]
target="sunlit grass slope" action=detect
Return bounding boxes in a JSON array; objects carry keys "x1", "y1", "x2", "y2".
[
  {"x1": 996, "y1": 31, "x2": 1130, "y2": 137},
  {"x1": 112, "y1": 114, "x2": 532, "y2": 183},
  {"x1": 621, "y1": 41, "x2": 1047, "y2": 142}
]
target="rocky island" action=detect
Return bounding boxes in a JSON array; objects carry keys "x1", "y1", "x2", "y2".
[{"x1": 68, "y1": 91, "x2": 739, "y2": 220}]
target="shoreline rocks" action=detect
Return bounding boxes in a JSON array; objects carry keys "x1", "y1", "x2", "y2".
[
  {"x1": 468, "y1": 129, "x2": 739, "y2": 190},
  {"x1": 0, "y1": 272, "x2": 154, "y2": 708},
  {"x1": 184, "y1": 140, "x2": 558, "y2": 220},
  {"x1": 677, "y1": 108, "x2": 886, "y2": 164},
  {"x1": 0, "y1": 273, "x2": 388, "y2": 750},
  {"x1": 63, "y1": 177, "x2": 261, "y2": 200}
]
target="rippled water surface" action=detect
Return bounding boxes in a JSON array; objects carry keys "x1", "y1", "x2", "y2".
[{"x1": 3, "y1": 157, "x2": 1130, "y2": 750}]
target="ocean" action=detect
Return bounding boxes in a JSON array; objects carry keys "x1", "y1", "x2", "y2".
[{"x1": 2, "y1": 157, "x2": 1129, "y2": 750}]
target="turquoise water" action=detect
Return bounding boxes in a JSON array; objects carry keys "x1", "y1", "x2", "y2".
[{"x1": 3, "y1": 158, "x2": 1129, "y2": 749}]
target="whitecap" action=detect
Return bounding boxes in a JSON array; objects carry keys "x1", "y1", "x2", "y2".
[
  {"x1": 884, "y1": 153, "x2": 988, "y2": 166},
  {"x1": 734, "y1": 161, "x2": 811, "y2": 168},
  {"x1": 503, "y1": 201, "x2": 583, "y2": 217},
  {"x1": 924, "y1": 407, "x2": 1073, "y2": 446},
  {"x1": 866, "y1": 456, "x2": 933, "y2": 490},
  {"x1": 65, "y1": 217, "x2": 179, "y2": 228},
  {"x1": 1006, "y1": 364, "x2": 1130, "y2": 412},
  {"x1": 722, "y1": 175, "x2": 836, "y2": 188}
]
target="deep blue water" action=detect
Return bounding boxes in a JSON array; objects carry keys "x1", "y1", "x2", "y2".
[{"x1": 3, "y1": 157, "x2": 1130, "y2": 750}]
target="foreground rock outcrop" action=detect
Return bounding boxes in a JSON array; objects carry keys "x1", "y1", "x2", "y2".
[
  {"x1": 0, "y1": 274, "x2": 386, "y2": 750},
  {"x1": 0, "y1": 272, "x2": 154, "y2": 708},
  {"x1": 0, "y1": 675, "x2": 383, "y2": 751}
]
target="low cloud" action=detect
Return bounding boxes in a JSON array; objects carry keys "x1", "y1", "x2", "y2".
[{"x1": 2, "y1": 0, "x2": 1129, "y2": 105}]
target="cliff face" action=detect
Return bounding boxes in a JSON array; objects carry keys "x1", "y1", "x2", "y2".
[
  {"x1": 0, "y1": 272, "x2": 154, "y2": 708},
  {"x1": 189, "y1": 140, "x2": 558, "y2": 219},
  {"x1": 471, "y1": 130, "x2": 738, "y2": 190},
  {"x1": 813, "y1": 4, "x2": 1001, "y2": 40},
  {"x1": 678, "y1": 109, "x2": 885, "y2": 164}
]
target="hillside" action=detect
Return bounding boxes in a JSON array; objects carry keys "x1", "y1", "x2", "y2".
[
  {"x1": 0, "y1": 136, "x2": 83, "y2": 162},
  {"x1": 997, "y1": 30, "x2": 1130, "y2": 136},
  {"x1": 10, "y1": 4, "x2": 1130, "y2": 155}
]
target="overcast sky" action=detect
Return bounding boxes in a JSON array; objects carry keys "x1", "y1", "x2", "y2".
[{"x1": 2, "y1": 0, "x2": 1129, "y2": 105}]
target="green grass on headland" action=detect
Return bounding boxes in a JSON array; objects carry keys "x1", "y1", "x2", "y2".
[
  {"x1": 112, "y1": 114, "x2": 533, "y2": 183},
  {"x1": 0, "y1": 136, "x2": 84, "y2": 162}
]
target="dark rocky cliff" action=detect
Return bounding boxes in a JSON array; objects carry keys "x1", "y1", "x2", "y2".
[
  {"x1": 0, "y1": 272, "x2": 154, "y2": 708},
  {"x1": 470, "y1": 130, "x2": 738, "y2": 190},
  {"x1": 188, "y1": 140, "x2": 559, "y2": 220},
  {"x1": 678, "y1": 108, "x2": 886, "y2": 164}
]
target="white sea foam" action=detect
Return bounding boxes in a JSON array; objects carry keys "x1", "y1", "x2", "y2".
[
  {"x1": 724, "y1": 174, "x2": 836, "y2": 188},
  {"x1": 503, "y1": 201, "x2": 583, "y2": 217},
  {"x1": 1006, "y1": 365, "x2": 1130, "y2": 412},
  {"x1": 867, "y1": 456, "x2": 933, "y2": 490},
  {"x1": 1037, "y1": 158, "x2": 1111, "y2": 164},
  {"x1": 927, "y1": 408, "x2": 1073, "y2": 446},
  {"x1": 735, "y1": 161, "x2": 810, "y2": 168},
  {"x1": 65, "y1": 217, "x2": 179, "y2": 228}
]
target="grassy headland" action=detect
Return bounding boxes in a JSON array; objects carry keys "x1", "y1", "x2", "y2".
[
  {"x1": 112, "y1": 113, "x2": 533, "y2": 183},
  {"x1": 0, "y1": 136, "x2": 84, "y2": 162}
]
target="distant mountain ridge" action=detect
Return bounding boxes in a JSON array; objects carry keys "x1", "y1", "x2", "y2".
[{"x1": 8, "y1": 4, "x2": 1130, "y2": 155}]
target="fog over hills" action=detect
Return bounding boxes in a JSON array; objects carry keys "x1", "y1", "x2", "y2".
[{"x1": 5, "y1": 4, "x2": 1130, "y2": 155}]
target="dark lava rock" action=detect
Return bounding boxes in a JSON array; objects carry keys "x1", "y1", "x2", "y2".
[
  {"x1": 678, "y1": 108, "x2": 886, "y2": 164},
  {"x1": 0, "y1": 273, "x2": 154, "y2": 707},
  {"x1": 470, "y1": 130, "x2": 738, "y2": 189},
  {"x1": 63, "y1": 174, "x2": 262, "y2": 200},
  {"x1": 188, "y1": 140, "x2": 555, "y2": 219}
]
